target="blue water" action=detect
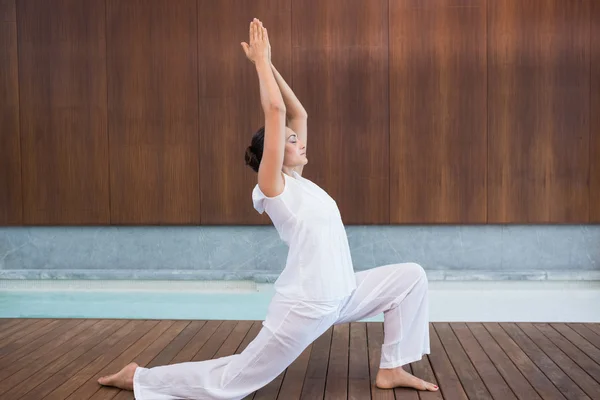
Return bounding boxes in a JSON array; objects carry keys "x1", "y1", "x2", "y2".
[
  {"x1": 0, "y1": 291, "x2": 276, "y2": 320},
  {"x1": 0, "y1": 290, "x2": 384, "y2": 321}
]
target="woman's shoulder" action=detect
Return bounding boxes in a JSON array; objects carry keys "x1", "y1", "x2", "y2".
[{"x1": 252, "y1": 172, "x2": 295, "y2": 214}]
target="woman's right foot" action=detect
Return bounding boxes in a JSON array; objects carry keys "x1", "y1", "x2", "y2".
[{"x1": 97, "y1": 362, "x2": 138, "y2": 391}]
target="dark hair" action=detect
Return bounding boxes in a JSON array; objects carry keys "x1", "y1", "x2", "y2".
[{"x1": 245, "y1": 126, "x2": 265, "y2": 173}]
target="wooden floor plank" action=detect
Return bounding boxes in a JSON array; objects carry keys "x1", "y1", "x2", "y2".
[
  {"x1": 0, "y1": 318, "x2": 26, "y2": 332},
  {"x1": 192, "y1": 321, "x2": 238, "y2": 362},
  {"x1": 366, "y1": 322, "x2": 395, "y2": 400},
  {"x1": 0, "y1": 319, "x2": 128, "y2": 398},
  {"x1": 1, "y1": 319, "x2": 599, "y2": 400},
  {"x1": 324, "y1": 323, "x2": 349, "y2": 400},
  {"x1": 517, "y1": 323, "x2": 600, "y2": 399},
  {"x1": 500, "y1": 323, "x2": 590, "y2": 400},
  {"x1": 163, "y1": 320, "x2": 217, "y2": 365},
  {"x1": 300, "y1": 325, "x2": 333, "y2": 399},
  {"x1": 428, "y1": 323, "x2": 468, "y2": 400},
  {"x1": 0, "y1": 318, "x2": 49, "y2": 342},
  {"x1": 568, "y1": 324, "x2": 600, "y2": 351},
  {"x1": 587, "y1": 324, "x2": 600, "y2": 336},
  {"x1": 0, "y1": 319, "x2": 79, "y2": 360},
  {"x1": 44, "y1": 320, "x2": 167, "y2": 400},
  {"x1": 86, "y1": 320, "x2": 191, "y2": 400},
  {"x1": 111, "y1": 320, "x2": 209, "y2": 400},
  {"x1": 347, "y1": 322, "x2": 372, "y2": 400},
  {"x1": 0, "y1": 319, "x2": 63, "y2": 350},
  {"x1": 468, "y1": 322, "x2": 542, "y2": 400},
  {"x1": 434, "y1": 323, "x2": 492, "y2": 400},
  {"x1": 533, "y1": 324, "x2": 600, "y2": 384},
  {"x1": 550, "y1": 324, "x2": 600, "y2": 365},
  {"x1": 450, "y1": 322, "x2": 518, "y2": 400},
  {"x1": 0, "y1": 319, "x2": 98, "y2": 369},
  {"x1": 483, "y1": 322, "x2": 566, "y2": 400},
  {"x1": 18, "y1": 320, "x2": 158, "y2": 400}
]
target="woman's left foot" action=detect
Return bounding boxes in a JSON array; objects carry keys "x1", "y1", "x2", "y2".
[
  {"x1": 375, "y1": 366, "x2": 439, "y2": 391},
  {"x1": 97, "y1": 362, "x2": 138, "y2": 391}
]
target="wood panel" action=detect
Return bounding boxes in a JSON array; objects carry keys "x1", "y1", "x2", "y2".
[
  {"x1": 488, "y1": 0, "x2": 591, "y2": 223},
  {"x1": 591, "y1": 0, "x2": 600, "y2": 223},
  {"x1": 197, "y1": 0, "x2": 291, "y2": 224},
  {"x1": 0, "y1": 0, "x2": 21, "y2": 225},
  {"x1": 107, "y1": 0, "x2": 200, "y2": 224},
  {"x1": 17, "y1": 0, "x2": 109, "y2": 224},
  {"x1": 389, "y1": 0, "x2": 487, "y2": 224},
  {"x1": 292, "y1": 0, "x2": 389, "y2": 224}
]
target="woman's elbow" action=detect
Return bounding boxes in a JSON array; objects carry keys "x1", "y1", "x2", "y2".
[{"x1": 265, "y1": 103, "x2": 286, "y2": 114}]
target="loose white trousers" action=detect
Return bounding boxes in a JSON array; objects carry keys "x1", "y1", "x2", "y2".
[{"x1": 133, "y1": 262, "x2": 430, "y2": 400}]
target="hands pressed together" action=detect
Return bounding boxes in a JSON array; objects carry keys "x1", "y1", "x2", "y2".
[{"x1": 240, "y1": 18, "x2": 271, "y2": 65}]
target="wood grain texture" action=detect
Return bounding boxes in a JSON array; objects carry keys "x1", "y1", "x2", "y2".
[
  {"x1": 389, "y1": 0, "x2": 487, "y2": 224},
  {"x1": 591, "y1": 0, "x2": 600, "y2": 223},
  {"x1": 3, "y1": 319, "x2": 600, "y2": 399},
  {"x1": 292, "y1": 0, "x2": 389, "y2": 224},
  {"x1": 0, "y1": 0, "x2": 21, "y2": 225},
  {"x1": 107, "y1": 0, "x2": 200, "y2": 224},
  {"x1": 488, "y1": 0, "x2": 591, "y2": 223},
  {"x1": 197, "y1": 0, "x2": 291, "y2": 224},
  {"x1": 0, "y1": 0, "x2": 15, "y2": 21},
  {"x1": 499, "y1": 322, "x2": 589, "y2": 400},
  {"x1": 17, "y1": 0, "x2": 109, "y2": 224}
]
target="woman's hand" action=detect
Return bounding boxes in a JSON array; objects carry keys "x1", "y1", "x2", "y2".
[{"x1": 241, "y1": 18, "x2": 271, "y2": 65}]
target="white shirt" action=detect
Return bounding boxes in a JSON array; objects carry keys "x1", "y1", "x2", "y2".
[{"x1": 252, "y1": 170, "x2": 357, "y2": 301}]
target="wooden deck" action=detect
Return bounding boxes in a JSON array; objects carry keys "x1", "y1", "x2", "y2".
[{"x1": 0, "y1": 319, "x2": 599, "y2": 399}]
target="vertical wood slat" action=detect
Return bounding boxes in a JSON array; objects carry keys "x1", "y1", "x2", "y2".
[
  {"x1": 389, "y1": 0, "x2": 487, "y2": 224},
  {"x1": 0, "y1": 0, "x2": 21, "y2": 225},
  {"x1": 17, "y1": 0, "x2": 110, "y2": 224},
  {"x1": 487, "y1": 0, "x2": 591, "y2": 223},
  {"x1": 591, "y1": 0, "x2": 600, "y2": 223},
  {"x1": 292, "y1": 0, "x2": 389, "y2": 224},
  {"x1": 107, "y1": 0, "x2": 200, "y2": 224},
  {"x1": 197, "y1": 0, "x2": 291, "y2": 225}
]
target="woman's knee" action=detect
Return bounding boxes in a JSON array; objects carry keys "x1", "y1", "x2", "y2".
[{"x1": 401, "y1": 262, "x2": 428, "y2": 283}]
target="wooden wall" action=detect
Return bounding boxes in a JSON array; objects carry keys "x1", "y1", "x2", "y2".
[
  {"x1": 0, "y1": 0, "x2": 597, "y2": 226},
  {"x1": 389, "y1": 0, "x2": 487, "y2": 224},
  {"x1": 592, "y1": 0, "x2": 600, "y2": 223},
  {"x1": 488, "y1": 0, "x2": 590, "y2": 223},
  {"x1": 0, "y1": 0, "x2": 22, "y2": 225}
]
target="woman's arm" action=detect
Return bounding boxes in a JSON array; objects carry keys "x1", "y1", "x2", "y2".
[
  {"x1": 270, "y1": 64, "x2": 307, "y2": 119},
  {"x1": 271, "y1": 64, "x2": 308, "y2": 161},
  {"x1": 244, "y1": 20, "x2": 287, "y2": 197}
]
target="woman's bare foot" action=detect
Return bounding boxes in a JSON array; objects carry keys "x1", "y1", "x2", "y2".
[
  {"x1": 97, "y1": 362, "x2": 139, "y2": 391},
  {"x1": 375, "y1": 366, "x2": 439, "y2": 391}
]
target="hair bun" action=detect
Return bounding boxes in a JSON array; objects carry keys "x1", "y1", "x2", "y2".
[{"x1": 245, "y1": 146, "x2": 256, "y2": 165}]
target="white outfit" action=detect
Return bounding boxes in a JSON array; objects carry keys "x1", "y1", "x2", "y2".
[
  {"x1": 252, "y1": 170, "x2": 357, "y2": 300},
  {"x1": 133, "y1": 171, "x2": 431, "y2": 400}
]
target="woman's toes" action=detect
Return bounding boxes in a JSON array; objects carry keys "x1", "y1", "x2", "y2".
[
  {"x1": 97, "y1": 374, "x2": 114, "y2": 386},
  {"x1": 423, "y1": 380, "x2": 439, "y2": 391}
]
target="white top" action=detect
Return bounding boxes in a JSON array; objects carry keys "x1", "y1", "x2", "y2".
[{"x1": 252, "y1": 170, "x2": 357, "y2": 301}]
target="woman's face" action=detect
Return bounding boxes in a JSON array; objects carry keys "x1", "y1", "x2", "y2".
[{"x1": 283, "y1": 127, "x2": 307, "y2": 167}]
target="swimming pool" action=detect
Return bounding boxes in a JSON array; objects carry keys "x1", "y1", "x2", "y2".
[{"x1": 1, "y1": 280, "x2": 599, "y2": 322}]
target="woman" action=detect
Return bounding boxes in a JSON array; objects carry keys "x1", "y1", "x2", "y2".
[{"x1": 98, "y1": 18, "x2": 438, "y2": 399}]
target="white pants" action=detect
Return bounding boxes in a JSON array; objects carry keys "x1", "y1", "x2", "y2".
[{"x1": 133, "y1": 262, "x2": 430, "y2": 400}]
